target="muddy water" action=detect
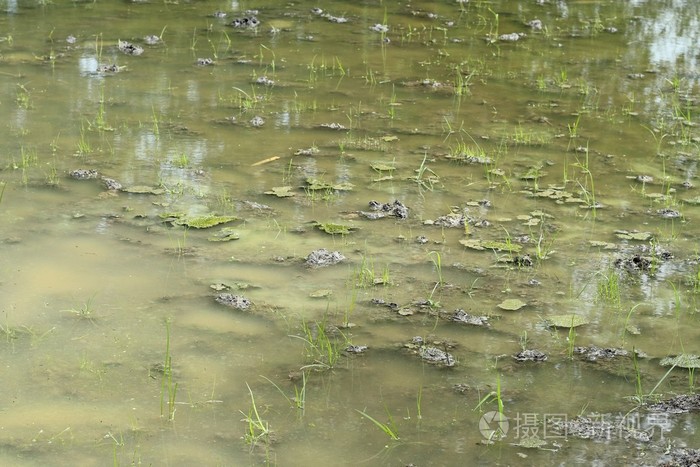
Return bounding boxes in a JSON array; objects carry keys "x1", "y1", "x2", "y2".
[{"x1": 1, "y1": 1, "x2": 699, "y2": 465}]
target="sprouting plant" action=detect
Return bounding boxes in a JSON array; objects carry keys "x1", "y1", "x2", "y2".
[
  {"x1": 596, "y1": 268, "x2": 621, "y2": 306},
  {"x1": 410, "y1": 154, "x2": 439, "y2": 191},
  {"x1": 76, "y1": 124, "x2": 92, "y2": 155},
  {"x1": 291, "y1": 319, "x2": 344, "y2": 370},
  {"x1": 628, "y1": 350, "x2": 676, "y2": 406},
  {"x1": 174, "y1": 152, "x2": 189, "y2": 168},
  {"x1": 621, "y1": 303, "x2": 642, "y2": 346},
  {"x1": 567, "y1": 323, "x2": 577, "y2": 360},
  {"x1": 160, "y1": 318, "x2": 178, "y2": 421},
  {"x1": 519, "y1": 331, "x2": 529, "y2": 351},
  {"x1": 260, "y1": 373, "x2": 307, "y2": 415},
  {"x1": 356, "y1": 408, "x2": 399, "y2": 440},
  {"x1": 62, "y1": 295, "x2": 97, "y2": 321},
  {"x1": 428, "y1": 251, "x2": 444, "y2": 286},
  {"x1": 473, "y1": 374, "x2": 505, "y2": 423},
  {"x1": 568, "y1": 114, "x2": 582, "y2": 138},
  {"x1": 16, "y1": 83, "x2": 30, "y2": 108},
  {"x1": 240, "y1": 383, "x2": 271, "y2": 449}
]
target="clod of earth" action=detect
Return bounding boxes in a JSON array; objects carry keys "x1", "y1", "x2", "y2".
[
  {"x1": 318, "y1": 122, "x2": 347, "y2": 130},
  {"x1": 208, "y1": 228, "x2": 240, "y2": 242},
  {"x1": 102, "y1": 177, "x2": 122, "y2": 191},
  {"x1": 647, "y1": 394, "x2": 700, "y2": 414},
  {"x1": 305, "y1": 249, "x2": 345, "y2": 267},
  {"x1": 250, "y1": 116, "x2": 265, "y2": 127},
  {"x1": 97, "y1": 64, "x2": 125, "y2": 73},
  {"x1": 657, "y1": 208, "x2": 681, "y2": 218},
  {"x1": 419, "y1": 346, "x2": 456, "y2": 367},
  {"x1": 658, "y1": 448, "x2": 700, "y2": 467},
  {"x1": 215, "y1": 293, "x2": 251, "y2": 309},
  {"x1": 513, "y1": 349, "x2": 547, "y2": 362},
  {"x1": 229, "y1": 16, "x2": 260, "y2": 28},
  {"x1": 498, "y1": 32, "x2": 526, "y2": 42},
  {"x1": 122, "y1": 185, "x2": 166, "y2": 195},
  {"x1": 513, "y1": 436, "x2": 548, "y2": 449},
  {"x1": 359, "y1": 200, "x2": 408, "y2": 219},
  {"x1": 451, "y1": 309, "x2": 489, "y2": 326},
  {"x1": 574, "y1": 346, "x2": 628, "y2": 361},
  {"x1": 309, "y1": 289, "x2": 333, "y2": 298},
  {"x1": 546, "y1": 314, "x2": 589, "y2": 328},
  {"x1": 294, "y1": 147, "x2": 319, "y2": 156},
  {"x1": 118, "y1": 40, "x2": 143, "y2": 56},
  {"x1": 497, "y1": 299, "x2": 527, "y2": 311},
  {"x1": 69, "y1": 169, "x2": 99, "y2": 179},
  {"x1": 345, "y1": 345, "x2": 368, "y2": 354}
]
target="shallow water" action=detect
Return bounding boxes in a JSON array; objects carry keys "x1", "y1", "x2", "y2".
[{"x1": 1, "y1": 1, "x2": 699, "y2": 465}]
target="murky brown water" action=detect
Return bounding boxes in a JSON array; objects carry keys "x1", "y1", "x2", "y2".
[{"x1": 1, "y1": 1, "x2": 699, "y2": 465}]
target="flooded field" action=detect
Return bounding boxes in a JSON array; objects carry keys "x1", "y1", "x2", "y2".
[{"x1": 1, "y1": 0, "x2": 699, "y2": 465}]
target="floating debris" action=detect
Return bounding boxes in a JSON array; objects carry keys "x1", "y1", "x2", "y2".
[
  {"x1": 309, "y1": 289, "x2": 333, "y2": 298},
  {"x1": 513, "y1": 349, "x2": 547, "y2": 362},
  {"x1": 459, "y1": 239, "x2": 523, "y2": 253},
  {"x1": 304, "y1": 177, "x2": 354, "y2": 191},
  {"x1": 314, "y1": 222, "x2": 356, "y2": 235},
  {"x1": 451, "y1": 309, "x2": 489, "y2": 326},
  {"x1": 360, "y1": 200, "x2": 408, "y2": 220},
  {"x1": 196, "y1": 58, "x2": 215, "y2": 66},
  {"x1": 545, "y1": 314, "x2": 589, "y2": 328},
  {"x1": 497, "y1": 299, "x2": 527, "y2": 311},
  {"x1": 588, "y1": 240, "x2": 617, "y2": 250},
  {"x1": 215, "y1": 293, "x2": 251, "y2": 309},
  {"x1": 614, "y1": 230, "x2": 653, "y2": 241},
  {"x1": 118, "y1": 40, "x2": 143, "y2": 56},
  {"x1": 69, "y1": 169, "x2": 99, "y2": 180},
  {"x1": 574, "y1": 346, "x2": 628, "y2": 361},
  {"x1": 264, "y1": 186, "x2": 295, "y2": 198},
  {"x1": 305, "y1": 249, "x2": 345, "y2": 267},
  {"x1": 660, "y1": 354, "x2": 700, "y2": 369},
  {"x1": 369, "y1": 24, "x2": 389, "y2": 33},
  {"x1": 161, "y1": 213, "x2": 238, "y2": 229}
]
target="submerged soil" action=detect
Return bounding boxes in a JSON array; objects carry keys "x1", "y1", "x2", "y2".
[{"x1": 0, "y1": 1, "x2": 699, "y2": 465}]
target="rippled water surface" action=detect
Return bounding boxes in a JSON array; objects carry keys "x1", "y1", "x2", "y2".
[{"x1": 1, "y1": 1, "x2": 699, "y2": 465}]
